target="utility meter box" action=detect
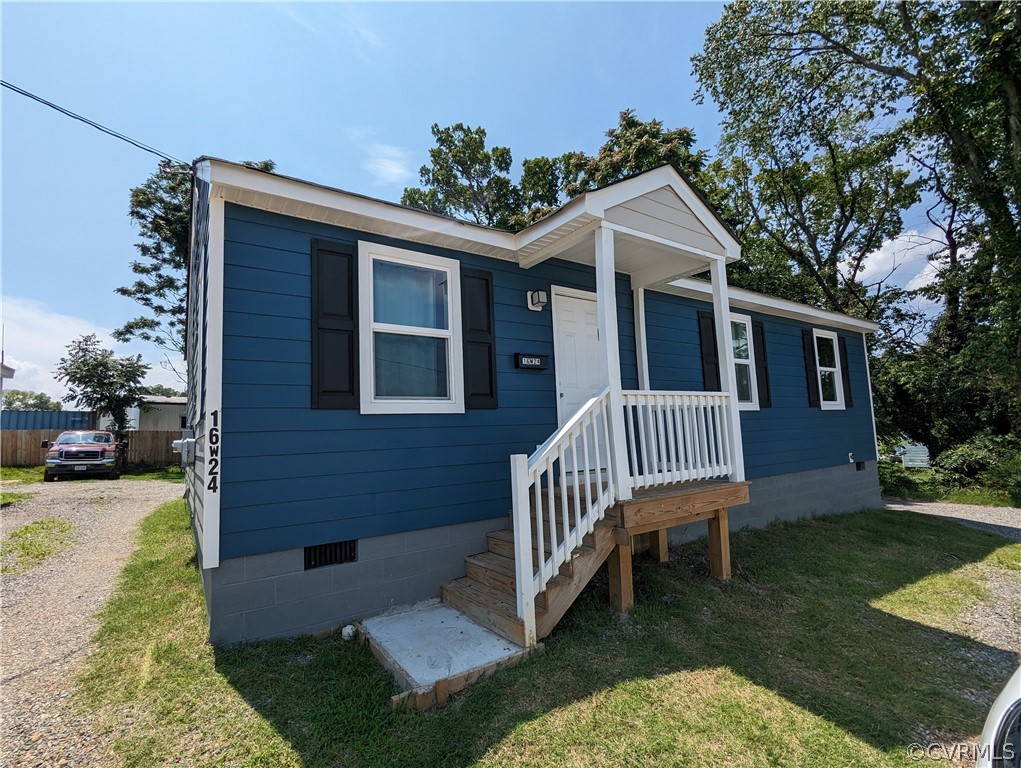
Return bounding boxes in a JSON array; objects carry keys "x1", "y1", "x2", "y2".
[{"x1": 173, "y1": 428, "x2": 197, "y2": 466}]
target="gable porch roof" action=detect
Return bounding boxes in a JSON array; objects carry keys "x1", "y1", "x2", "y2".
[{"x1": 197, "y1": 158, "x2": 738, "y2": 288}]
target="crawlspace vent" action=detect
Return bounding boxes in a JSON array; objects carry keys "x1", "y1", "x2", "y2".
[{"x1": 304, "y1": 539, "x2": 357, "y2": 570}]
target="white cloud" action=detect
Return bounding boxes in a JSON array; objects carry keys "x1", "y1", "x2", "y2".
[
  {"x1": 1, "y1": 296, "x2": 185, "y2": 402},
  {"x1": 272, "y1": 4, "x2": 318, "y2": 36},
  {"x1": 905, "y1": 260, "x2": 940, "y2": 292},
  {"x1": 855, "y1": 226, "x2": 946, "y2": 290},
  {"x1": 354, "y1": 23, "x2": 383, "y2": 49},
  {"x1": 362, "y1": 143, "x2": 413, "y2": 186}
]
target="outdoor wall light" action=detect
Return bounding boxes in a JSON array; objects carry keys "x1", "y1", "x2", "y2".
[{"x1": 527, "y1": 289, "x2": 548, "y2": 312}]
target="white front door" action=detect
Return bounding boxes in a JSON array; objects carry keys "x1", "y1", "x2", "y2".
[{"x1": 552, "y1": 289, "x2": 608, "y2": 426}]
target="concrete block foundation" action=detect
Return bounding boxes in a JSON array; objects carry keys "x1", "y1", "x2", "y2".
[
  {"x1": 668, "y1": 460, "x2": 882, "y2": 545},
  {"x1": 203, "y1": 515, "x2": 506, "y2": 645}
]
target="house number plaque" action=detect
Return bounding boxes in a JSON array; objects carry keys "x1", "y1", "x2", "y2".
[{"x1": 514, "y1": 353, "x2": 549, "y2": 370}]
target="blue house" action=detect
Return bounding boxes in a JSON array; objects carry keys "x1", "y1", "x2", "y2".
[{"x1": 184, "y1": 159, "x2": 880, "y2": 646}]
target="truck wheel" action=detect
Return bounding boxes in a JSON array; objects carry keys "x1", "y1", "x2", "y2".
[{"x1": 44, "y1": 472, "x2": 55, "y2": 482}]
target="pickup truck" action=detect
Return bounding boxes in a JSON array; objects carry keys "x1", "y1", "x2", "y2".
[{"x1": 42, "y1": 431, "x2": 121, "y2": 481}]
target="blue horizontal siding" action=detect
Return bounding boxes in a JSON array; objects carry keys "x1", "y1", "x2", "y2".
[
  {"x1": 643, "y1": 288, "x2": 877, "y2": 480},
  {"x1": 1, "y1": 410, "x2": 94, "y2": 431},
  {"x1": 219, "y1": 203, "x2": 638, "y2": 559}
]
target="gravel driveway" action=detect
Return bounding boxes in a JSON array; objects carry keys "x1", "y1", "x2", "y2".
[
  {"x1": 1, "y1": 477, "x2": 183, "y2": 768},
  {"x1": 885, "y1": 498, "x2": 1021, "y2": 694},
  {"x1": 884, "y1": 498, "x2": 1021, "y2": 542}
]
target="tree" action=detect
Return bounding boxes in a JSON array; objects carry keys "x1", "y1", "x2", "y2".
[
  {"x1": 402, "y1": 111, "x2": 709, "y2": 230},
  {"x1": 694, "y1": 0, "x2": 1021, "y2": 437},
  {"x1": 54, "y1": 335, "x2": 149, "y2": 434},
  {"x1": 115, "y1": 159, "x2": 276, "y2": 380},
  {"x1": 140, "y1": 384, "x2": 186, "y2": 398},
  {"x1": 1, "y1": 389, "x2": 62, "y2": 411},
  {"x1": 400, "y1": 124, "x2": 520, "y2": 228}
]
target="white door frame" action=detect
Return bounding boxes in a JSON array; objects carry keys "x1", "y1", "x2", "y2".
[{"x1": 550, "y1": 285, "x2": 606, "y2": 426}]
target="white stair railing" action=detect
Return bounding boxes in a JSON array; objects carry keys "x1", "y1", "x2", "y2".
[
  {"x1": 510, "y1": 387, "x2": 615, "y2": 646},
  {"x1": 622, "y1": 391, "x2": 734, "y2": 490},
  {"x1": 509, "y1": 388, "x2": 739, "y2": 646}
]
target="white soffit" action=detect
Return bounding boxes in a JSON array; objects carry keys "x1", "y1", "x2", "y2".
[{"x1": 661, "y1": 277, "x2": 881, "y2": 333}]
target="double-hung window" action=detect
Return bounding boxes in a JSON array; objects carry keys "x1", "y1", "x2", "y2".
[
  {"x1": 813, "y1": 329, "x2": 844, "y2": 409},
  {"x1": 358, "y1": 242, "x2": 464, "y2": 414},
  {"x1": 729, "y1": 313, "x2": 758, "y2": 410}
]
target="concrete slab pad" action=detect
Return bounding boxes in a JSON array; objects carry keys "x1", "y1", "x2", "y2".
[{"x1": 358, "y1": 600, "x2": 540, "y2": 710}]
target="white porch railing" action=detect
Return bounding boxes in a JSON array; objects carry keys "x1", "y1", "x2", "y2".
[
  {"x1": 509, "y1": 387, "x2": 739, "y2": 646},
  {"x1": 622, "y1": 391, "x2": 735, "y2": 490}
]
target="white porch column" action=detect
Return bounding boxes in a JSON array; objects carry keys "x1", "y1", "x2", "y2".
[
  {"x1": 710, "y1": 257, "x2": 746, "y2": 482},
  {"x1": 595, "y1": 224, "x2": 633, "y2": 500},
  {"x1": 633, "y1": 287, "x2": 650, "y2": 390}
]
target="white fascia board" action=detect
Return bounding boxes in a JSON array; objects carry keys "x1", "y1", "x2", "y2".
[
  {"x1": 205, "y1": 159, "x2": 517, "y2": 257},
  {"x1": 662, "y1": 277, "x2": 881, "y2": 333},
  {"x1": 517, "y1": 218, "x2": 601, "y2": 269}
]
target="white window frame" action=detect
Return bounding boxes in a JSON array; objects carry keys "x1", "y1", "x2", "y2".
[
  {"x1": 729, "y1": 313, "x2": 759, "y2": 411},
  {"x1": 358, "y1": 242, "x2": 464, "y2": 414},
  {"x1": 813, "y1": 328, "x2": 845, "y2": 411}
]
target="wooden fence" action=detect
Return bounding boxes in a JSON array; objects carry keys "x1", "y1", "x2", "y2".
[{"x1": 1, "y1": 430, "x2": 181, "y2": 468}]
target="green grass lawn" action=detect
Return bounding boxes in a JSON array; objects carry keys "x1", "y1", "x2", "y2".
[
  {"x1": 0, "y1": 465, "x2": 185, "y2": 484},
  {"x1": 77, "y1": 501, "x2": 1021, "y2": 768},
  {"x1": 1, "y1": 465, "x2": 46, "y2": 484},
  {"x1": 1, "y1": 518, "x2": 78, "y2": 574},
  {"x1": 0, "y1": 489, "x2": 35, "y2": 507}
]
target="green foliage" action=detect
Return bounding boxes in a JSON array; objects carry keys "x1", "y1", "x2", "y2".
[
  {"x1": 400, "y1": 123, "x2": 519, "y2": 228},
  {"x1": 1, "y1": 518, "x2": 77, "y2": 574},
  {"x1": 936, "y1": 433, "x2": 1021, "y2": 501},
  {"x1": 1, "y1": 388, "x2": 62, "y2": 411},
  {"x1": 0, "y1": 490, "x2": 34, "y2": 507},
  {"x1": 0, "y1": 466, "x2": 45, "y2": 484},
  {"x1": 141, "y1": 384, "x2": 186, "y2": 398},
  {"x1": 115, "y1": 160, "x2": 276, "y2": 379},
  {"x1": 878, "y1": 432, "x2": 1021, "y2": 505},
  {"x1": 402, "y1": 110, "x2": 707, "y2": 231},
  {"x1": 694, "y1": 0, "x2": 1021, "y2": 441},
  {"x1": 54, "y1": 334, "x2": 149, "y2": 434}
]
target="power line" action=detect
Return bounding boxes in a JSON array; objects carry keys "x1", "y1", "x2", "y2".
[{"x1": 1, "y1": 79, "x2": 188, "y2": 166}]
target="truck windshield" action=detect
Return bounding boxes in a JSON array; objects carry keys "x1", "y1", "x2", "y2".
[{"x1": 56, "y1": 433, "x2": 113, "y2": 445}]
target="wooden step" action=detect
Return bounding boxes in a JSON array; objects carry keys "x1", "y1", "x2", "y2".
[
  {"x1": 441, "y1": 577, "x2": 536, "y2": 646},
  {"x1": 466, "y1": 551, "x2": 574, "y2": 610},
  {"x1": 486, "y1": 529, "x2": 580, "y2": 578},
  {"x1": 465, "y1": 551, "x2": 516, "y2": 596}
]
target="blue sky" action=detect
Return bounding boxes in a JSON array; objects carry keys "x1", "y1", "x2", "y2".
[{"x1": 1, "y1": 2, "x2": 935, "y2": 400}]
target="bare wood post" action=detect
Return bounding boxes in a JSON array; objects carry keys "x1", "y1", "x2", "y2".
[
  {"x1": 707, "y1": 507, "x2": 731, "y2": 580},
  {"x1": 608, "y1": 530, "x2": 634, "y2": 613},
  {"x1": 648, "y1": 529, "x2": 669, "y2": 563}
]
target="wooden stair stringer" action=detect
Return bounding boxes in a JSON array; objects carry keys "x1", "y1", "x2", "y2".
[{"x1": 535, "y1": 519, "x2": 618, "y2": 640}]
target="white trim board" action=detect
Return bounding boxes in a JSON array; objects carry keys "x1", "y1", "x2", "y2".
[
  {"x1": 660, "y1": 277, "x2": 880, "y2": 334},
  {"x1": 200, "y1": 159, "x2": 739, "y2": 272},
  {"x1": 200, "y1": 194, "x2": 225, "y2": 569}
]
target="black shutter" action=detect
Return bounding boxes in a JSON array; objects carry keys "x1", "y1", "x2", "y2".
[
  {"x1": 802, "y1": 329, "x2": 821, "y2": 408},
  {"x1": 461, "y1": 267, "x2": 498, "y2": 409},
  {"x1": 697, "y1": 310, "x2": 721, "y2": 391},
  {"x1": 752, "y1": 320, "x2": 771, "y2": 408},
  {"x1": 311, "y1": 240, "x2": 357, "y2": 409},
  {"x1": 838, "y1": 336, "x2": 853, "y2": 408}
]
